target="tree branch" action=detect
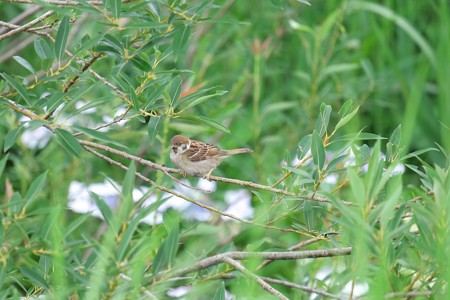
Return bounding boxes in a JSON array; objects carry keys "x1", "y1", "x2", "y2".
[
  {"x1": 155, "y1": 247, "x2": 352, "y2": 280},
  {"x1": 223, "y1": 257, "x2": 289, "y2": 300},
  {"x1": 0, "y1": 10, "x2": 54, "y2": 41}
]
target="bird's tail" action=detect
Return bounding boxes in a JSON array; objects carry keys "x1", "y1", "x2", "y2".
[{"x1": 225, "y1": 148, "x2": 253, "y2": 155}]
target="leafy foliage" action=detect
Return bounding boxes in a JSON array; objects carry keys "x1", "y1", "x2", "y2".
[{"x1": 0, "y1": 0, "x2": 449, "y2": 299}]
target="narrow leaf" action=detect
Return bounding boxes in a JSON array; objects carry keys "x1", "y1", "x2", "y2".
[
  {"x1": 91, "y1": 192, "x2": 117, "y2": 231},
  {"x1": 55, "y1": 128, "x2": 83, "y2": 157},
  {"x1": 13, "y1": 56, "x2": 36, "y2": 75},
  {"x1": 173, "y1": 25, "x2": 190, "y2": 60},
  {"x1": 24, "y1": 171, "x2": 48, "y2": 206},
  {"x1": 180, "y1": 116, "x2": 230, "y2": 133},
  {"x1": 169, "y1": 75, "x2": 182, "y2": 105},
  {"x1": 34, "y1": 38, "x2": 53, "y2": 60},
  {"x1": 297, "y1": 134, "x2": 312, "y2": 160},
  {"x1": 152, "y1": 225, "x2": 180, "y2": 274},
  {"x1": 107, "y1": 0, "x2": 121, "y2": 19},
  {"x1": 0, "y1": 73, "x2": 32, "y2": 106},
  {"x1": 315, "y1": 104, "x2": 331, "y2": 137},
  {"x1": 338, "y1": 99, "x2": 353, "y2": 116},
  {"x1": 348, "y1": 167, "x2": 365, "y2": 205},
  {"x1": 147, "y1": 116, "x2": 164, "y2": 144},
  {"x1": 311, "y1": 130, "x2": 325, "y2": 171},
  {"x1": 4, "y1": 126, "x2": 24, "y2": 152},
  {"x1": 19, "y1": 267, "x2": 49, "y2": 289},
  {"x1": 213, "y1": 282, "x2": 226, "y2": 300},
  {"x1": 0, "y1": 154, "x2": 9, "y2": 177},
  {"x1": 334, "y1": 105, "x2": 359, "y2": 131},
  {"x1": 73, "y1": 125, "x2": 127, "y2": 149},
  {"x1": 55, "y1": 16, "x2": 70, "y2": 61},
  {"x1": 179, "y1": 90, "x2": 227, "y2": 111},
  {"x1": 122, "y1": 161, "x2": 136, "y2": 203},
  {"x1": 401, "y1": 148, "x2": 437, "y2": 161}
]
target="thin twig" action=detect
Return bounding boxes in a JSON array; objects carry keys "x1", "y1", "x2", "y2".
[
  {"x1": 88, "y1": 69, "x2": 128, "y2": 100},
  {"x1": 257, "y1": 233, "x2": 332, "y2": 270},
  {"x1": 0, "y1": 4, "x2": 42, "y2": 35},
  {"x1": 223, "y1": 257, "x2": 289, "y2": 300},
  {"x1": 0, "y1": 10, "x2": 54, "y2": 41},
  {"x1": 384, "y1": 290, "x2": 432, "y2": 299},
  {"x1": 154, "y1": 247, "x2": 352, "y2": 280},
  {"x1": 261, "y1": 276, "x2": 345, "y2": 300},
  {"x1": 163, "y1": 170, "x2": 213, "y2": 193}
]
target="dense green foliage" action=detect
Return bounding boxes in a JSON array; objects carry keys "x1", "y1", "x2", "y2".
[{"x1": 0, "y1": 0, "x2": 449, "y2": 299}]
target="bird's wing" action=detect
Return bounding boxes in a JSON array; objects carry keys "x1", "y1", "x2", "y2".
[{"x1": 187, "y1": 140, "x2": 221, "y2": 162}]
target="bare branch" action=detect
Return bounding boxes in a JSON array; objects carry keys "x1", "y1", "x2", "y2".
[
  {"x1": 0, "y1": 4, "x2": 42, "y2": 35},
  {"x1": 223, "y1": 257, "x2": 289, "y2": 300},
  {"x1": 261, "y1": 276, "x2": 345, "y2": 300},
  {"x1": 0, "y1": 10, "x2": 54, "y2": 41},
  {"x1": 155, "y1": 247, "x2": 352, "y2": 280}
]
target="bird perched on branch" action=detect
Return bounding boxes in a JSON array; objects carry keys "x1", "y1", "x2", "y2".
[{"x1": 170, "y1": 135, "x2": 252, "y2": 179}]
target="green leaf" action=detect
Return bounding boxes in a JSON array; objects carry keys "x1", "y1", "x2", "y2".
[
  {"x1": 45, "y1": 91, "x2": 66, "y2": 114},
  {"x1": 386, "y1": 125, "x2": 402, "y2": 162},
  {"x1": 401, "y1": 148, "x2": 437, "y2": 161},
  {"x1": 338, "y1": 99, "x2": 353, "y2": 116},
  {"x1": 9, "y1": 192, "x2": 23, "y2": 215},
  {"x1": 213, "y1": 282, "x2": 226, "y2": 300},
  {"x1": 34, "y1": 38, "x2": 53, "y2": 60},
  {"x1": 348, "y1": 167, "x2": 365, "y2": 205},
  {"x1": 180, "y1": 116, "x2": 230, "y2": 133},
  {"x1": 74, "y1": 125, "x2": 127, "y2": 149},
  {"x1": 326, "y1": 154, "x2": 348, "y2": 173},
  {"x1": 147, "y1": 116, "x2": 164, "y2": 144},
  {"x1": 315, "y1": 104, "x2": 331, "y2": 137},
  {"x1": 178, "y1": 90, "x2": 227, "y2": 112},
  {"x1": 143, "y1": 81, "x2": 169, "y2": 109},
  {"x1": 169, "y1": 75, "x2": 182, "y2": 105},
  {"x1": 55, "y1": 16, "x2": 70, "y2": 61},
  {"x1": 0, "y1": 154, "x2": 9, "y2": 177},
  {"x1": 91, "y1": 192, "x2": 117, "y2": 232},
  {"x1": 0, "y1": 73, "x2": 32, "y2": 106},
  {"x1": 116, "y1": 200, "x2": 159, "y2": 261},
  {"x1": 152, "y1": 224, "x2": 180, "y2": 274},
  {"x1": 334, "y1": 105, "x2": 359, "y2": 131},
  {"x1": 311, "y1": 130, "x2": 325, "y2": 171},
  {"x1": 27, "y1": 120, "x2": 47, "y2": 130},
  {"x1": 102, "y1": 34, "x2": 124, "y2": 55},
  {"x1": 19, "y1": 267, "x2": 49, "y2": 289},
  {"x1": 55, "y1": 128, "x2": 83, "y2": 157},
  {"x1": 72, "y1": 34, "x2": 104, "y2": 57},
  {"x1": 122, "y1": 161, "x2": 136, "y2": 204},
  {"x1": 24, "y1": 171, "x2": 48, "y2": 207},
  {"x1": 106, "y1": 0, "x2": 121, "y2": 19},
  {"x1": 297, "y1": 134, "x2": 312, "y2": 160},
  {"x1": 13, "y1": 56, "x2": 36, "y2": 75},
  {"x1": 173, "y1": 25, "x2": 190, "y2": 60},
  {"x1": 332, "y1": 132, "x2": 386, "y2": 143},
  {"x1": 304, "y1": 201, "x2": 316, "y2": 230},
  {"x1": 4, "y1": 126, "x2": 24, "y2": 152}
]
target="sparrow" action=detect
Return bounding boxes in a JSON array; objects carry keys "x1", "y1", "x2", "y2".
[{"x1": 170, "y1": 135, "x2": 252, "y2": 179}]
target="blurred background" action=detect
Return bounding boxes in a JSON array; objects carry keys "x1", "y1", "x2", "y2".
[{"x1": 1, "y1": 0, "x2": 449, "y2": 298}]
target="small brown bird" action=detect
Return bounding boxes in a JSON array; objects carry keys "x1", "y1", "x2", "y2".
[{"x1": 170, "y1": 135, "x2": 252, "y2": 179}]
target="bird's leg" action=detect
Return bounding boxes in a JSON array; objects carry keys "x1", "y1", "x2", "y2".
[{"x1": 203, "y1": 169, "x2": 214, "y2": 181}]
